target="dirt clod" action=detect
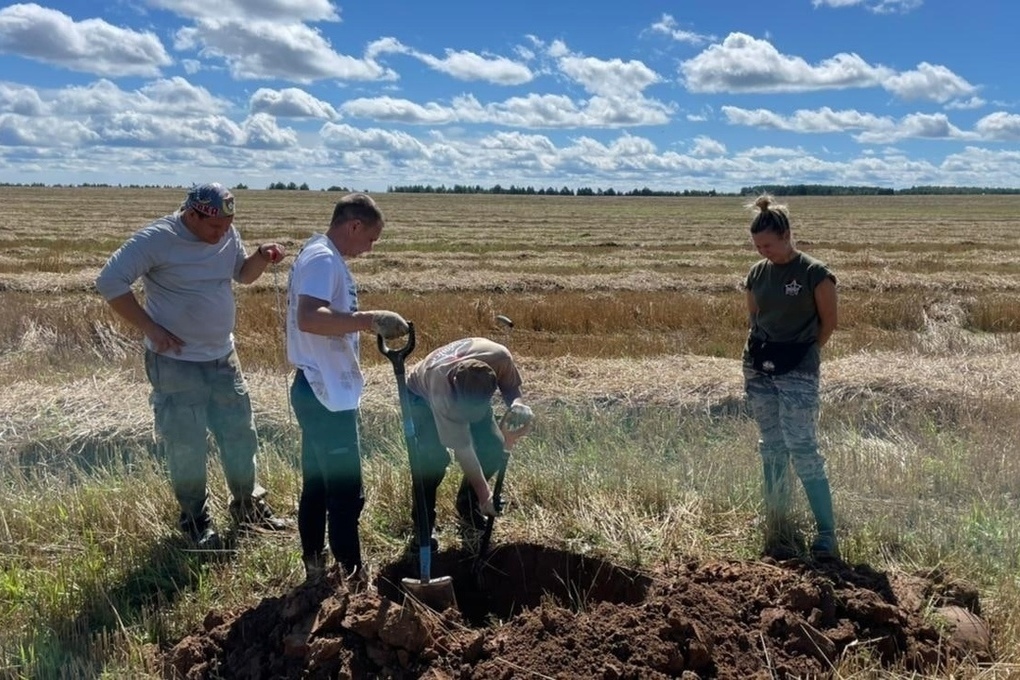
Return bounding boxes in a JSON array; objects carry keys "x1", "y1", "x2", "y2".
[{"x1": 162, "y1": 543, "x2": 993, "y2": 678}]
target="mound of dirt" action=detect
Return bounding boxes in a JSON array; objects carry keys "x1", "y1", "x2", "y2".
[{"x1": 163, "y1": 543, "x2": 992, "y2": 679}]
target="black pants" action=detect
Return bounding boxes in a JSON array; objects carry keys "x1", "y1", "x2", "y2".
[
  {"x1": 290, "y1": 371, "x2": 364, "y2": 572},
  {"x1": 408, "y1": 392, "x2": 506, "y2": 534}
]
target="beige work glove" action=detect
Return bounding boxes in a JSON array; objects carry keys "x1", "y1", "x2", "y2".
[
  {"x1": 369, "y1": 310, "x2": 408, "y2": 339},
  {"x1": 503, "y1": 400, "x2": 534, "y2": 432}
]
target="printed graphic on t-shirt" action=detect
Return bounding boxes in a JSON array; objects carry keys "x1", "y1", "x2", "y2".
[
  {"x1": 424, "y1": 338, "x2": 474, "y2": 370},
  {"x1": 784, "y1": 279, "x2": 803, "y2": 296}
]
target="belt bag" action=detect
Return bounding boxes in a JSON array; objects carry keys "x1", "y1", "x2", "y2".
[{"x1": 748, "y1": 338, "x2": 814, "y2": 375}]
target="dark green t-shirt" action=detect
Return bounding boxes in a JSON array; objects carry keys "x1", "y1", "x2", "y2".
[{"x1": 743, "y1": 251, "x2": 835, "y2": 372}]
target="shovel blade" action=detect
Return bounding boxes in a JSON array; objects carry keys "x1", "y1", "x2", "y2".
[{"x1": 401, "y1": 575, "x2": 458, "y2": 611}]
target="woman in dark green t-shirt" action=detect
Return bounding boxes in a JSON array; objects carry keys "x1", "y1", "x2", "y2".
[{"x1": 742, "y1": 194, "x2": 840, "y2": 561}]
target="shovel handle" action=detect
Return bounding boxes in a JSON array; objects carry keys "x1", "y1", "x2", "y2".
[{"x1": 377, "y1": 322, "x2": 416, "y2": 376}]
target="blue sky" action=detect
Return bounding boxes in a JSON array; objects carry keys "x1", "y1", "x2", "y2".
[{"x1": 0, "y1": 0, "x2": 1017, "y2": 191}]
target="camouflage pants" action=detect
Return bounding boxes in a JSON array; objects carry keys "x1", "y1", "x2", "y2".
[
  {"x1": 408, "y1": 392, "x2": 506, "y2": 534},
  {"x1": 144, "y1": 349, "x2": 264, "y2": 524},
  {"x1": 743, "y1": 366, "x2": 828, "y2": 482}
]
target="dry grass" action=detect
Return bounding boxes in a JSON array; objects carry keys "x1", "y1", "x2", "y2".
[{"x1": 2, "y1": 189, "x2": 1020, "y2": 677}]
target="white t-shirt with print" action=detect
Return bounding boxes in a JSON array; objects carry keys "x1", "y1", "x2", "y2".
[{"x1": 286, "y1": 233, "x2": 363, "y2": 411}]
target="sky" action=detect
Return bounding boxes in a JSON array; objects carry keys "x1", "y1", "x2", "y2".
[{"x1": 0, "y1": 0, "x2": 1018, "y2": 192}]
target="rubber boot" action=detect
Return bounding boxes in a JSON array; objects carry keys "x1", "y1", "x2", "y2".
[
  {"x1": 302, "y1": 551, "x2": 327, "y2": 583},
  {"x1": 762, "y1": 458, "x2": 801, "y2": 559},
  {"x1": 802, "y1": 478, "x2": 839, "y2": 560}
]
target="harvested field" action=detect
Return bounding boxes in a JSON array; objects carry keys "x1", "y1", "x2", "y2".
[{"x1": 1, "y1": 188, "x2": 1019, "y2": 678}]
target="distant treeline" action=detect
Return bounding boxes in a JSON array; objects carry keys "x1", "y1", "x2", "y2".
[
  {"x1": 386, "y1": 183, "x2": 1020, "y2": 196},
  {"x1": 739, "y1": 184, "x2": 1020, "y2": 196},
  {"x1": 2, "y1": 182, "x2": 1018, "y2": 195},
  {"x1": 386, "y1": 184, "x2": 720, "y2": 196}
]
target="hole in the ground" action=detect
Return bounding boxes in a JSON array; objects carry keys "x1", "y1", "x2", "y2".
[{"x1": 377, "y1": 542, "x2": 652, "y2": 626}]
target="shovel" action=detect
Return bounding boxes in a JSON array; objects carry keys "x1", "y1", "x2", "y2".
[
  {"x1": 377, "y1": 323, "x2": 458, "y2": 612},
  {"x1": 472, "y1": 418, "x2": 530, "y2": 584}
]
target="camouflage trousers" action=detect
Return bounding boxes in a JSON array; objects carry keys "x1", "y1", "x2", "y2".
[
  {"x1": 743, "y1": 366, "x2": 827, "y2": 482},
  {"x1": 144, "y1": 349, "x2": 264, "y2": 523},
  {"x1": 408, "y1": 392, "x2": 506, "y2": 534}
]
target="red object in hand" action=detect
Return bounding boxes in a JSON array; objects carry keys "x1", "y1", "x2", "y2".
[{"x1": 260, "y1": 244, "x2": 285, "y2": 264}]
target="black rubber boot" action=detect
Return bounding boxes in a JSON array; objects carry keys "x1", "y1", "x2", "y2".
[
  {"x1": 230, "y1": 497, "x2": 294, "y2": 531},
  {"x1": 180, "y1": 512, "x2": 221, "y2": 549},
  {"x1": 302, "y1": 551, "x2": 327, "y2": 583}
]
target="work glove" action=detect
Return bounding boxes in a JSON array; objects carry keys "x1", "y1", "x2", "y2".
[
  {"x1": 503, "y1": 401, "x2": 534, "y2": 432},
  {"x1": 369, "y1": 310, "x2": 409, "y2": 339}
]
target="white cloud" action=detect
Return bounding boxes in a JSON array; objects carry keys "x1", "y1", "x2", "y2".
[
  {"x1": 649, "y1": 14, "x2": 716, "y2": 46},
  {"x1": 477, "y1": 131, "x2": 557, "y2": 153},
  {"x1": 341, "y1": 96, "x2": 457, "y2": 125},
  {"x1": 0, "y1": 3, "x2": 172, "y2": 77},
  {"x1": 321, "y1": 122, "x2": 432, "y2": 159},
  {"x1": 174, "y1": 19, "x2": 396, "y2": 83},
  {"x1": 738, "y1": 146, "x2": 809, "y2": 159},
  {"x1": 250, "y1": 88, "x2": 340, "y2": 121},
  {"x1": 682, "y1": 33, "x2": 891, "y2": 94},
  {"x1": 722, "y1": 105, "x2": 892, "y2": 133},
  {"x1": 367, "y1": 38, "x2": 533, "y2": 85},
  {"x1": 0, "y1": 82, "x2": 46, "y2": 115},
  {"x1": 557, "y1": 53, "x2": 661, "y2": 97},
  {"x1": 144, "y1": 0, "x2": 339, "y2": 22},
  {"x1": 721, "y1": 105, "x2": 993, "y2": 144},
  {"x1": 6, "y1": 117, "x2": 1020, "y2": 191},
  {"x1": 241, "y1": 113, "x2": 299, "y2": 149},
  {"x1": 812, "y1": 0, "x2": 923, "y2": 13},
  {"x1": 690, "y1": 135, "x2": 726, "y2": 156},
  {"x1": 973, "y1": 112, "x2": 1020, "y2": 141},
  {"x1": 340, "y1": 92, "x2": 672, "y2": 129},
  {"x1": 855, "y1": 113, "x2": 970, "y2": 143},
  {"x1": 547, "y1": 39, "x2": 570, "y2": 59},
  {"x1": 944, "y1": 97, "x2": 986, "y2": 111},
  {"x1": 883, "y1": 62, "x2": 977, "y2": 103},
  {"x1": 0, "y1": 112, "x2": 99, "y2": 146},
  {"x1": 682, "y1": 33, "x2": 974, "y2": 103},
  {"x1": 96, "y1": 112, "x2": 245, "y2": 147},
  {"x1": 415, "y1": 49, "x2": 532, "y2": 85},
  {"x1": 51, "y1": 78, "x2": 227, "y2": 116}
]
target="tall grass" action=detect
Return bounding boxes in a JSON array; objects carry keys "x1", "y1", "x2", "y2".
[
  {"x1": 3, "y1": 190, "x2": 1020, "y2": 677},
  {"x1": 3, "y1": 397, "x2": 1019, "y2": 676}
]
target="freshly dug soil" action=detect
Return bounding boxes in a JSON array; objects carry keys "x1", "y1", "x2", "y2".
[{"x1": 164, "y1": 543, "x2": 992, "y2": 679}]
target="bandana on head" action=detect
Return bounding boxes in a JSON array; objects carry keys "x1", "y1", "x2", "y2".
[{"x1": 184, "y1": 183, "x2": 235, "y2": 217}]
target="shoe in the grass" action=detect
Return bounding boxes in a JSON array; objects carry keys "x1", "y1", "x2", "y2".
[
  {"x1": 810, "y1": 530, "x2": 840, "y2": 561},
  {"x1": 342, "y1": 564, "x2": 373, "y2": 594},
  {"x1": 303, "y1": 551, "x2": 327, "y2": 583},
  {"x1": 229, "y1": 497, "x2": 294, "y2": 532},
  {"x1": 762, "y1": 523, "x2": 806, "y2": 561},
  {"x1": 181, "y1": 514, "x2": 222, "y2": 550}
]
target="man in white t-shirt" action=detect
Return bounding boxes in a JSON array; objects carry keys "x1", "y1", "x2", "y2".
[{"x1": 286, "y1": 192, "x2": 407, "y2": 583}]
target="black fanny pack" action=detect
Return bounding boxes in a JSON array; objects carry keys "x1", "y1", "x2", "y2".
[{"x1": 748, "y1": 338, "x2": 814, "y2": 375}]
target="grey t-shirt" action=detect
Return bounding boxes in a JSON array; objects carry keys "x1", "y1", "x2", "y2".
[
  {"x1": 743, "y1": 251, "x2": 835, "y2": 372},
  {"x1": 96, "y1": 213, "x2": 247, "y2": 362}
]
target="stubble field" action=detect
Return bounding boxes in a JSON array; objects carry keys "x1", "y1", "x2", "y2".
[{"x1": 1, "y1": 187, "x2": 1019, "y2": 678}]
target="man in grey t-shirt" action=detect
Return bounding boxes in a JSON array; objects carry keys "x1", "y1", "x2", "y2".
[{"x1": 96, "y1": 183, "x2": 292, "y2": 548}]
